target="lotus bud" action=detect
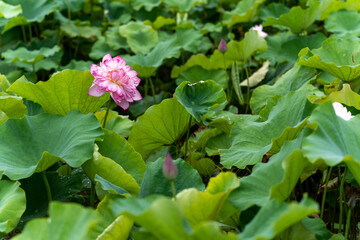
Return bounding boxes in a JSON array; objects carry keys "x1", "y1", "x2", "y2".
[
  {"x1": 218, "y1": 38, "x2": 227, "y2": 53},
  {"x1": 163, "y1": 153, "x2": 178, "y2": 180}
]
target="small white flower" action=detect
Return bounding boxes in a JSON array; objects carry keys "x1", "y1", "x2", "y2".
[
  {"x1": 333, "y1": 102, "x2": 354, "y2": 121},
  {"x1": 251, "y1": 25, "x2": 268, "y2": 38}
]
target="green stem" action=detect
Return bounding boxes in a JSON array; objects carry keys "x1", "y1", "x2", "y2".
[
  {"x1": 145, "y1": 78, "x2": 149, "y2": 109},
  {"x1": 65, "y1": 0, "x2": 71, "y2": 19},
  {"x1": 42, "y1": 172, "x2": 52, "y2": 203},
  {"x1": 21, "y1": 25, "x2": 27, "y2": 42},
  {"x1": 170, "y1": 180, "x2": 177, "y2": 200},
  {"x1": 184, "y1": 116, "x2": 192, "y2": 161},
  {"x1": 244, "y1": 66, "x2": 250, "y2": 114},
  {"x1": 149, "y1": 78, "x2": 156, "y2": 104},
  {"x1": 320, "y1": 167, "x2": 332, "y2": 219},
  {"x1": 344, "y1": 208, "x2": 352, "y2": 239},
  {"x1": 338, "y1": 166, "x2": 347, "y2": 233},
  {"x1": 102, "y1": 101, "x2": 112, "y2": 128},
  {"x1": 90, "y1": 181, "x2": 95, "y2": 207},
  {"x1": 28, "y1": 24, "x2": 32, "y2": 42}
]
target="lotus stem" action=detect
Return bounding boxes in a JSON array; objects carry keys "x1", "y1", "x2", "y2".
[
  {"x1": 170, "y1": 180, "x2": 177, "y2": 200},
  {"x1": 338, "y1": 166, "x2": 347, "y2": 233},
  {"x1": 320, "y1": 167, "x2": 332, "y2": 219},
  {"x1": 244, "y1": 66, "x2": 250, "y2": 114},
  {"x1": 102, "y1": 100, "x2": 112, "y2": 128},
  {"x1": 184, "y1": 116, "x2": 192, "y2": 161},
  {"x1": 145, "y1": 78, "x2": 149, "y2": 109},
  {"x1": 42, "y1": 171, "x2": 52, "y2": 203},
  {"x1": 149, "y1": 78, "x2": 156, "y2": 104},
  {"x1": 344, "y1": 207, "x2": 352, "y2": 239}
]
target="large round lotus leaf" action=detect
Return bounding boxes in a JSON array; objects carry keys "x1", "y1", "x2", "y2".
[
  {"x1": 302, "y1": 101, "x2": 360, "y2": 185},
  {"x1": 220, "y1": 89, "x2": 315, "y2": 169},
  {"x1": 8, "y1": 70, "x2": 109, "y2": 116},
  {"x1": 250, "y1": 65, "x2": 316, "y2": 114},
  {"x1": 222, "y1": 0, "x2": 265, "y2": 27},
  {"x1": 238, "y1": 197, "x2": 319, "y2": 240},
  {"x1": 0, "y1": 110, "x2": 103, "y2": 180},
  {"x1": 131, "y1": 0, "x2": 161, "y2": 11},
  {"x1": 298, "y1": 38, "x2": 360, "y2": 82},
  {"x1": 174, "y1": 80, "x2": 227, "y2": 122},
  {"x1": 224, "y1": 30, "x2": 267, "y2": 63},
  {"x1": 0, "y1": 2, "x2": 22, "y2": 18},
  {"x1": 13, "y1": 202, "x2": 104, "y2": 240},
  {"x1": 128, "y1": 98, "x2": 191, "y2": 160},
  {"x1": 0, "y1": 180, "x2": 26, "y2": 237},
  {"x1": 260, "y1": 3, "x2": 289, "y2": 22},
  {"x1": 119, "y1": 21, "x2": 158, "y2": 55},
  {"x1": 123, "y1": 36, "x2": 181, "y2": 77},
  {"x1": 163, "y1": 0, "x2": 206, "y2": 12},
  {"x1": 228, "y1": 136, "x2": 306, "y2": 211},
  {"x1": 13, "y1": 0, "x2": 59, "y2": 22},
  {"x1": 2, "y1": 46, "x2": 60, "y2": 65},
  {"x1": 176, "y1": 66, "x2": 227, "y2": 89},
  {"x1": 61, "y1": 20, "x2": 101, "y2": 39},
  {"x1": 263, "y1": 0, "x2": 332, "y2": 33},
  {"x1": 325, "y1": 10, "x2": 360, "y2": 37}
]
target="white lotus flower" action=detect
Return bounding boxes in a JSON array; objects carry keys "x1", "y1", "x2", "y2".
[
  {"x1": 333, "y1": 102, "x2": 354, "y2": 121},
  {"x1": 251, "y1": 25, "x2": 268, "y2": 38}
]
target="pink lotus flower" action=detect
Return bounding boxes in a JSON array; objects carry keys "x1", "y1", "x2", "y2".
[
  {"x1": 251, "y1": 25, "x2": 268, "y2": 38},
  {"x1": 333, "y1": 102, "x2": 354, "y2": 121},
  {"x1": 88, "y1": 54, "x2": 142, "y2": 110}
]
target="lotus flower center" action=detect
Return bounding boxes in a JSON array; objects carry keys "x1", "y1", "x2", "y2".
[{"x1": 108, "y1": 69, "x2": 128, "y2": 85}]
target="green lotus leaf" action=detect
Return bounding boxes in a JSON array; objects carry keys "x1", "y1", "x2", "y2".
[
  {"x1": 2, "y1": 46, "x2": 60, "y2": 65},
  {"x1": 175, "y1": 172, "x2": 238, "y2": 228},
  {"x1": 128, "y1": 98, "x2": 191, "y2": 160},
  {"x1": 95, "y1": 110, "x2": 133, "y2": 138},
  {"x1": 220, "y1": 89, "x2": 315, "y2": 169},
  {"x1": 89, "y1": 36, "x2": 118, "y2": 60},
  {"x1": 0, "y1": 75, "x2": 27, "y2": 122},
  {"x1": 0, "y1": 2, "x2": 22, "y2": 18},
  {"x1": 325, "y1": 10, "x2": 360, "y2": 37},
  {"x1": 228, "y1": 136, "x2": 307, "y2": 211},
  {"x1": 174, "y1": 80, "x2": 227, "y2": 122},
  {"x1": 238, "y1": 197, "x2": 319, "y2": 240},
  {"x1": 301, "y1": 218, "x2": 333, "y2": 240},
  {"x1": 260, "y1": 3, "x2": 289, "y2": 22},
  {"x1": 8, "y1": 70, "x2": 109, "y2": 116},
  {"x1": 131, "y1": 0, "x2": 161, "y2": 11},
  {"x1": 222, "y1": 0, "x2": 265, "y2": 27},
  {"x1": 54, "y1": 0, "x2": 85, "y2": 12},
  {"x1": 119, "y1": 21, "x2": 158, "y2": 55},
  {"x1": 0, "y1": 180, "x2": 26, "y2": 237},
  {"x1": 312, "y1": 84, "x2": 360, "y2": 109},
  {"x1": 13, "y1": 202, "x2": 104, "y2": 240},
  {"x1": 82, "y1": 143, "x2": 141, "y2": 196},
  {"x1": 189, "y1": 222, "x2": 239, "y2": 240},
  {"x1": 206, "y1": 132, "x2": 232, "y2": 156},
  {"x1": 320, "y1": 0, "x2": 360, "y2": 20},
  {"x1": 263, "y1": 0, "x2": 332, "y2": 33},
  {"x1": 225, "y1": 30, "x2": 267, "y2": 63},
  {"x1": 104, "y1": 25, "x2": 129, "y2": 51},
  {"x1": 97, "y1": 129, "x2": 146, "y2": 186},
  {"x1": 163, "y1": 0, "x2": 206, "y2": 12},
  {"x1": 139, "y1": 156, "x2": 204, "y2": 198},
  {"x1": 96, "y1": 215, "x2": 133, "y2": 240},
  {"x1": 2, "y1": 16, "x2": 28, "y2": 34},
  {"x1": 14, "y1": 0, "x2": 59, "y2": 22},
  {"x1": 153, "y1": 16, "x2": 176, "y2": 29},
  {"x1": 250, "y1": 65, "x2": 317, "y2": 114},
  {"x1": 0, "y1": 111, "x2": 102, "y2": 180},
  {"x1": 176, "y1": 66, "x2": 227, "y2": 89},
  {"x1": 302, "y1": 101, "x2": 360, "y2": 185},
  {"x1": 19, "y1": 171, "x2": 83, "y2": 225},
  {"x1": 171, "y1": 50, "x2": 233, "y2": 78},
  {"x1": 61, "y1": 20, "x2": 101, "y2": 38},
  {"x1": 123, "y1": 36, "x2": 181, "y2": 77},
  {"x1": 298, "y1": 38, "x2": 360, "y2": 82},
  {"x1": 60, "y1": 60, "x2": 93, "y2": 71},
  {"x1": 97, "y1": 195, "x2": 191, "y2": 239},
  {"x1": 176, "y1": 28, "x2": 203, "y2": 53}
]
